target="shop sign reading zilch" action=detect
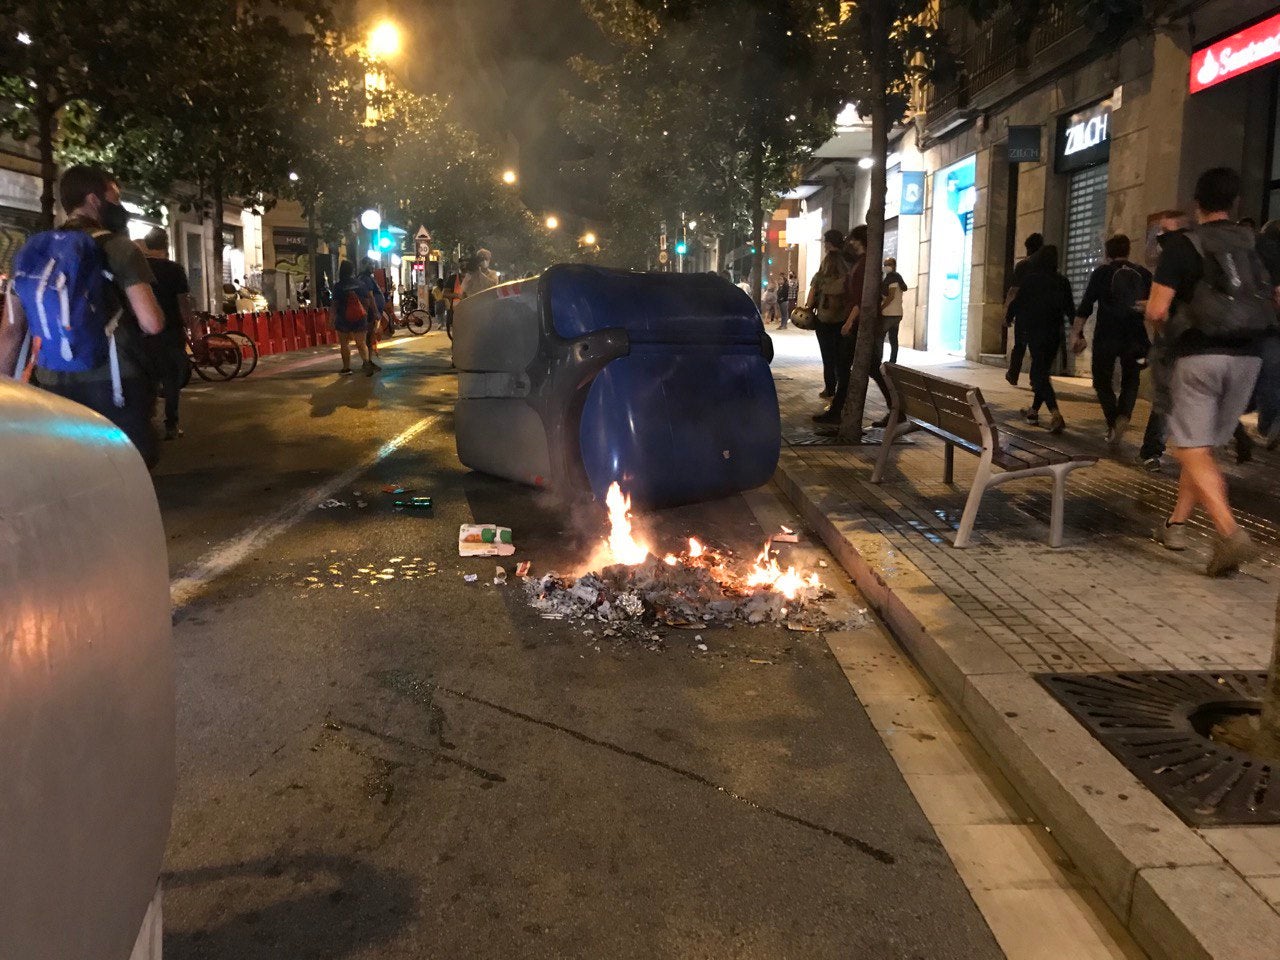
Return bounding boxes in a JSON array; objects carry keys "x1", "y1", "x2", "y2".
[
  {"x1": 1055, "y1": 100, "x2": 1111, "y2": 174},
  {"x1": 1191, "y1": 12, "x2": 1280, "y2": 94}
]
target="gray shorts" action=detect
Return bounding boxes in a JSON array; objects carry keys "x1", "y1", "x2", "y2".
[{"x1": 1167, "y1": 354, "x2": 1262, "y2": 448}]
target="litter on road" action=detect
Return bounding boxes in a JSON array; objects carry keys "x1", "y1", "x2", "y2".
[{"x1": 459, "y1": 524, "x2": 515, "y2": 557}]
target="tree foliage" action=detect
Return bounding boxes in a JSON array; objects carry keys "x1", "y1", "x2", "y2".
[{"x1": 564, "y1": 0, "x2": 835, "y2": 275}]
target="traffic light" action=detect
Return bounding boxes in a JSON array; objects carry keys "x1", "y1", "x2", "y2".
[
  {"x1": 377, "y1": 233, "x2": 393, "y2": 250},
  {"x1": 674, "y1": 240, "x2": 688, "y2": 255}
]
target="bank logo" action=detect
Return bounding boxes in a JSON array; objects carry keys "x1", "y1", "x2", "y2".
[{"x1": 1191, "y1": 14, "x2": 1280, "y2": 94}]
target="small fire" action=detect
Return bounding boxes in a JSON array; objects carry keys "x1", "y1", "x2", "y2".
[
  {"x1": 746, "y1": 542, "x2": 822, "y2": 601},
  {"x1": 688, "y1": 537, "x2": 704, "y2": 557},
  {"x1": 605, "y1": 482, "x2": 650, "y2": 566}
]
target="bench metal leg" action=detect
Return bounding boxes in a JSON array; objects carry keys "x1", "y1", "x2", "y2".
[
  {"x1": 943, "y1": 443, "x2": 954, "y2": 485},
  {"x1": 871, "y1": 409, "x2": 901, "y2": 484},
  {"x1": 954, "y1": 456, "x2": 993, "y2": 549},
  {"x1": 1048, "y1": 463, "x2": 1072, "y2": 548}
]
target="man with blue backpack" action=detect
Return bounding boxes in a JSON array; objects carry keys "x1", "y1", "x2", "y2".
[{"x1": 0, "y1": 165, "x2": 166, "y2": 467}]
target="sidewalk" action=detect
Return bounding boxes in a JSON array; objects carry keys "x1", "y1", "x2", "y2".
[{"x1": 768, "y1": 327, "x2": 1280, "y2": 960}]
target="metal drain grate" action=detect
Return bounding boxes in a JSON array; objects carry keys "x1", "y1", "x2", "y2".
[{"x1": 1038, "y1": 671, "x2": 1277, "y2": 826}]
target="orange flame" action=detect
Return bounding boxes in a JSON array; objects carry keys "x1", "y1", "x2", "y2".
[
  {"x1": 605, "y1": 482, "x2": 650, "y2": 565},
  {"x1": 688, "y1": 537, "x2": 704, "y2": 557},
  {"x1": 745, "y1": 542, "x2": 821, "y2": 600}
]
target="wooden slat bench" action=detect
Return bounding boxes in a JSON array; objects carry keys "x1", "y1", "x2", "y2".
[{"x1": 871, "y1": 363, "x2": 1098, "y2": 548}]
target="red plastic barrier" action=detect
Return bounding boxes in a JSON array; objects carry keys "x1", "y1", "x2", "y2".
[
  {"x1": 267, "y1": 312, "x2": 283, "y2": 355},
  {"x1": 293, "y1": 310, "x2": 310, "y2": 349},
  {"x1": 301, "y1": 310, "x2": 317, "y2": 348},
  {"x1": 252, "y1": 313, "x2": 271, "y2": 355}
]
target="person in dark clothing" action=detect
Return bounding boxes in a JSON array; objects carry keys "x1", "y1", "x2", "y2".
[
  {"x1": 139, "y1": 227, "x2": 194, "y2": 440},
  {"x1": 815, "y1": 225, "x2": 891, "y2": 427},
  {"x1": 1070, "y1": 234, "x2": 1152, "y2": 450},
  {"x1": 1004, "y1": 233, "x2": 1045, "y2": 385},
  {"x1": 0, "y1": 165, "x2": 166, "y2": 467},
  {"x1": 1007, "y1": 244, "x2": 1073, "y2": 433},
  {"x1": 776, "y1": 274, "x2": 792, "y2": 329},
  {"x1": 807, "y1": 229, "x2": 848, "y2": 403}
]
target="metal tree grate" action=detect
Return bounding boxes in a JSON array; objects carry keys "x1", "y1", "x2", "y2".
[{"x1": 1038, "y1": 671, "x2": 1278, "y2": 827}]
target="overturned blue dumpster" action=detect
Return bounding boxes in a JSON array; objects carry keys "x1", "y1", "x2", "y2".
[{"x1": 453, "y1": 264, "x2": 779, "y2": 508}]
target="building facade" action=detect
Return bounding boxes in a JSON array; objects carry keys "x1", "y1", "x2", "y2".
[{"x1": 775, "y1": 1, "x2": 1280, "y2": 366}]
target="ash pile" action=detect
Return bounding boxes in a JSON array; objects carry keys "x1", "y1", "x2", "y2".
[{"x1": 524, "y1": 552, "x2": 851, "y2": 639}]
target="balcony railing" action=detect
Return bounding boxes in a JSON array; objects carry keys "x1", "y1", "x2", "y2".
[{"x1": 922, "y1": 2, "x2": 1084, "y2": 130}]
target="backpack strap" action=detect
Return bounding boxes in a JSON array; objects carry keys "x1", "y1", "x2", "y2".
[
  {"x1": 89, "y1": 228, "x2": 125, "y2": 407},
  {"x1": 5, "y1": 285, "x2": 32, "y2": 380}
]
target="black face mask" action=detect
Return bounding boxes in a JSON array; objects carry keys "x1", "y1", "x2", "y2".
[{"x1": 98, "y1": 197, "x2": 130, "y2": 234}]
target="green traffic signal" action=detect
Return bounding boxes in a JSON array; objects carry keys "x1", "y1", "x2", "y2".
[{"x1": 674, "y1": 240, "x2": 688, "y2": 255}]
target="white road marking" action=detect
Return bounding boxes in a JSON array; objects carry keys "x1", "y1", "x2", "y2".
[{"x1": 169, "y1": 414, "x2": 440, "y2": 610}]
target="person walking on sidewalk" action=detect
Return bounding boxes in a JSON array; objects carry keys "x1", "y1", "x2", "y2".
[
  {"x1": 1148, "y1": 167, "x2": 1276, "y2": 576},
  {"x1": 1007, "y1": 244, "x2": 1074, "y2": 433},
  {"x1": 1005, "y1": 233, "x2": 1045, "y2": 385},
  {"x1": 331, "y1": 260, "x2": 377, "y2": 376},
  {"x1": 139, "y1": 227, "x2": 194, "y2": 441},
  {"x1": 1070, "y1": 234, "x2": 1152, "y2": 451},
  {"x1": 880, "y1": 257, "x2": 908, "y2": 364},
  {"x1": 807, "y1": 229, "x2": 848, "y2": 402}
]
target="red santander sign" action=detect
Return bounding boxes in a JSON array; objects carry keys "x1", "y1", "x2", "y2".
[{"x1": 1191, "y1": 12, "x2": 1280, "y2": 94}]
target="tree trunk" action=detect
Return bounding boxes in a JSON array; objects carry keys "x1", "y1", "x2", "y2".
[
  {"x1": 837, "y1": 17, "x2": 890, "y2": 442},
  {"x1": 211, "y1": 163, "x2": 226, "y2": 314},
  {"x1": 1254, "y1": 591, "x2": 1280, "y2": 761},
  {"x1": 750, "y1": 143, "x2": 765, "y2": 307},
  {"x1": 35, "y1": 77, "x2": 57, "y2": 230}
]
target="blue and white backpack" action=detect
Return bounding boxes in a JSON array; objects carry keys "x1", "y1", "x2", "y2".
[{"x1": 10, "y1": 228, "x2": 124, "y2": 406}]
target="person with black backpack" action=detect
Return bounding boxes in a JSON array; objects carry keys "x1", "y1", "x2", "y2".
[
  {"x1": 1147, "y1": 168, "x2": 1277, "y2": 576},
  {"x1": 0, "y1": 165, "x2": 166, "y2": 467},
  {"x1": 1070, "y1": 234, "x2": 1152, "y2": 451}
]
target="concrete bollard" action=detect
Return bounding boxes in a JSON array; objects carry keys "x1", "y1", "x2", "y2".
[{"x1": 0, "y1": 379, "x2": 175, "y2": 960}]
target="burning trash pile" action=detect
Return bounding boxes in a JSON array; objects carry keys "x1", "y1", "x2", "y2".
[{"x1": 525, "y1": 483, "x2": 851, "y2": 637}]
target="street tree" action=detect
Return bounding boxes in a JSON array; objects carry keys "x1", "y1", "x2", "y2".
[
  {"x1": 0, "y1": 0, "x2": 191, "y2": 226},
  {"x1": 564, "y1": 0, "x2": 834, "y2": 287}
]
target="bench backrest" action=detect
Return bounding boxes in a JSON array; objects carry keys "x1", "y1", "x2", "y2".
[{"x1": 882, "y1": 362, "x2": 998, "y2": 452}]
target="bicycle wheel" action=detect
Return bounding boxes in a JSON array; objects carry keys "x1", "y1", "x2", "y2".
[
  {"x1": 405, "y1": 309, "x2": 433, "y2": 335},
  {"x1": 224, "y1": 330, "x2": 259, "y2": 377},
  {"x1": 193, "y1": 333, "x2": 243, "y2": 381}
]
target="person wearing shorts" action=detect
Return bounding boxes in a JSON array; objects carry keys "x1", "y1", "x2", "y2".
[{"x1": 1147, "y1": 168, "x2": 1275, "y2": 576}]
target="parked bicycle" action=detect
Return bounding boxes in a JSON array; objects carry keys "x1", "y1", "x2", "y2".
[
  {"x1": 184, "y1": 330, "x2": 242, "y2": 383},
  {"x1": 200, "y1": 316, "x2": 256, "y2": 376}
]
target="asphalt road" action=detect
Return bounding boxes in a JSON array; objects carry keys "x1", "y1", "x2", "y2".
[{"x1": 155, "y1": 333, "x2": 1003, "y2": 959}]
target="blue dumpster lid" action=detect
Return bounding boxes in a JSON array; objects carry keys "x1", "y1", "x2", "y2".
[{"x1": 543, "y1": 264, "x2": 761, "y2": 344}]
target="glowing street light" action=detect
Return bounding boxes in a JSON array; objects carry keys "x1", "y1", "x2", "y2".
[
  {"x1": 367, "y1": 20, "x2": 401, "y2": 59},
  {"x1": 580, "y1": 231, "x2": 597, "y2": 246},
  {"x1": 501, "y1": 169, "x2": 518, "y2": 185},
  {"x1": 687, "y1": 220, "x2": 697, "y2": 230},
  {"x1": 288, "y1": 171, "x2": 299, "y2": 182},
  {"x1": 360, "y1": 209, "x2": 381, "y2": 231},
  {"x1": 545, "y1": 215, "x2": 559, "y2": 230}
]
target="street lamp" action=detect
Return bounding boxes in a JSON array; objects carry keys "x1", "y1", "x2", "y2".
[
  {"x1": 360, "y1": 209, "x2": 381, "y2": 231},
  {"x1": 580, "y1": 231, "x2": 597, "y2": 247},
  {"x1": 545, "y1": 215, "x2": 559, "y2": 230},
  {"x1": 502, "y1": 169, "x2": 518, "y2": 185},
  {"x1": 687, "y1": 220, "x2": 697, "y2": 230},
  {"x1": 367, "y1": 20, "x2": 401, "y2": 59}
]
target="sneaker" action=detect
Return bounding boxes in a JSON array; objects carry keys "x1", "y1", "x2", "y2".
[
  {"x1": 1142, "y1": 457, "x2": 1162, "y2": 474},
  {"x1": 1021, "y1": 408, "x2": 1039, "y2": 425},
  {"x1": 812, "y1": 409, "x2": 841, "y2": 425},
  {"x1": 870, "y1": 415, "x2": 889, "y2": 429},
  {"x1": 1048, "y1": 412, "x2": 1065, "y2": 434},
  {"x1": 339, "y1": 366, "x2": 352, "y2": 375},
  {"x1": 163, "y1": 425, "x2": 183, "y2": 441},
  {"x1": 1153, "y1": 521, "x2": 1188, "y2": 551},
  {"x1": 1005, "y1": 370, "x2": 1018, "y2": 386},
  {"x1": 363, "y1": 361, "x2": 379, "y2": 376},
  {"x1": 819, "y1": 389, "x2": 833, "y2": 399},
  {"x1": 1206, "y1": 528, "x2": 1260, "y2": 577}
]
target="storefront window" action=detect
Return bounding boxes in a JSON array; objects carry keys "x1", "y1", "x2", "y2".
[{"x1": 927, "y1": 155, "x2": 977, "y2": 354}]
